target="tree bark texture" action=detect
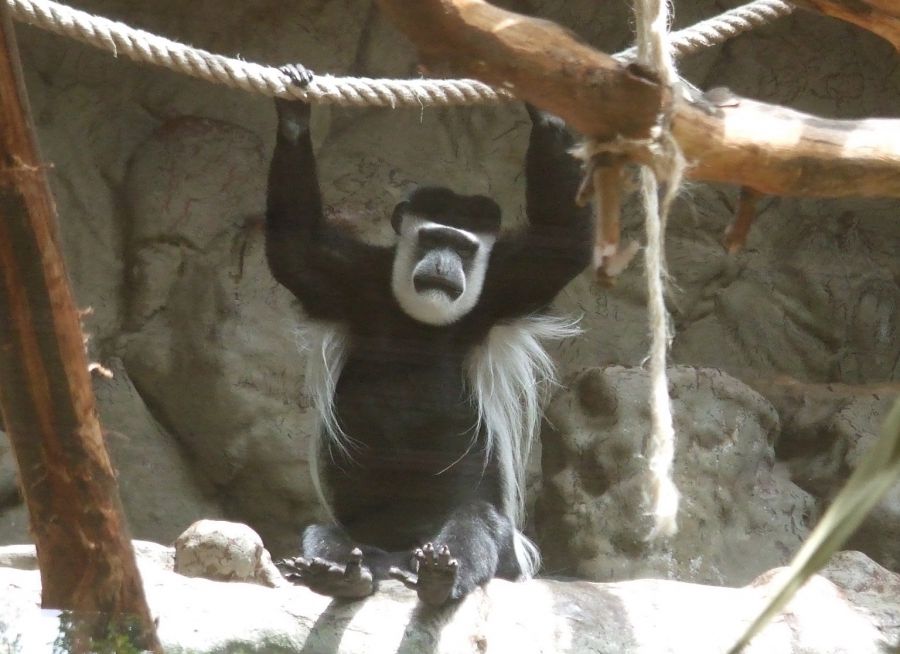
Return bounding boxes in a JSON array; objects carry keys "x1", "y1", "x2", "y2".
[
  {"x1": 376, "y1": 0, "x2": 900, "y2": 199},
  {"x1": 794, "y1": 0, "x2": 900, "y2": 50},
  {"x1": 0, "y1": 6, "x2": 160, "y2": 651}
]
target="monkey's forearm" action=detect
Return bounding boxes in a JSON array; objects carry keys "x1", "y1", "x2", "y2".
[
  {"x1": 275, "y1": 99, "x2": 312, "y2": 144},
  {"x1": 525, "y1": 113, "x2": 592, "y2": 273},
  {"x1": 525, "y1": 112, "x2": 585, "y2": 230},
  {"x1": 266, "y1": 107, "x2": 324, "y2": 240}
]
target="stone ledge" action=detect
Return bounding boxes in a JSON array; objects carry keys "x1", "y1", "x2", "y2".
[{"x1": 0, "y1": 531, "x2": 896, "y2": 653}]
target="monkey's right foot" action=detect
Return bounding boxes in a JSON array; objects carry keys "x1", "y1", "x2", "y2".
[
  {"x1": 277, "y1": 548, "x2": 374, "y2": 599},
  {"x1": 389, "y1": 543, "x2": 459, "y2": 606}
]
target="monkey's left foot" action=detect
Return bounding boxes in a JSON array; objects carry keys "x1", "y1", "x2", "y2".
[
  {"x1": 276, "y1": 548, "x2": 374, "y2": 599},
  {"x1": 389, "y1": 542, "x2": 459, "y2": 606}
]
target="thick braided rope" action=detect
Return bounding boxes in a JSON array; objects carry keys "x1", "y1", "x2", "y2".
[
  {"x1": 5, "y1": 0, "x2": 510, "y2": 107},
  {"x1": 7, "y1": 0, "x2": 792, "y2": 107},
  {"x1": 617, "y1": 0, "x2": 794, "y2": 62}
]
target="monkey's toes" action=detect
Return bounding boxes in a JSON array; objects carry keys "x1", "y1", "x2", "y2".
[
  {"x1": 279, "y1": 551, "x2": 373, "y2": 599},
  {"x1": 275, "y1": 555, "x2": 310, "y2": 583},
  {"x1": 414, "y1": 542, "x2": 459, "y2": 606}
]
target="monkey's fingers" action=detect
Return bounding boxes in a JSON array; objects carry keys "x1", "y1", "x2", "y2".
[
  {"x1": 279, "y1": 64, "x2": 315, "y2": 88},
  {"x1": 388, "y1": 566, "x2": 419, "y2": 590},
  {"x1": 275, "y1": 63, "x2": 314, "y2": 128}
]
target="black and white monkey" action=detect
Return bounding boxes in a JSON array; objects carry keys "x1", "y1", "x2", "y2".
[{"x1": 268, "y1": 65, "x2": 591, "y2": 606}]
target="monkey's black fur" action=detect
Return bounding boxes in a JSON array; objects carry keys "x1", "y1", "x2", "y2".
[{"x1": 267, "y1": 64, "x2": 591, "y2": 605}]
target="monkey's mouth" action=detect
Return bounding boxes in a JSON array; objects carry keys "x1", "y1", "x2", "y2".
[{"x1": 414, "y1": 273, "x2": 463, "y2": 300}]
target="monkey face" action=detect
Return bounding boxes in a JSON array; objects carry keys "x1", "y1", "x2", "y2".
[{"x1": 391, "y1": 215, "x2": 495, "y2": 325}]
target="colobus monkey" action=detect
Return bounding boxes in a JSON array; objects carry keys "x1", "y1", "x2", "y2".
[{"x1": 269, "y1": 64, "x2": 591, "y2": 606}]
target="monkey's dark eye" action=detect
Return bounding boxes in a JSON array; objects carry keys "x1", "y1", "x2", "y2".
[
  {"x1": 456, "y1": 240, "x2": 477, "y2": 259},
  {"x1": 418, "y1": 230, "x2": 443, "y2": 250}
]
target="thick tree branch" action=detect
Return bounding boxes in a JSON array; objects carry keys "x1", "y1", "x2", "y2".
[
  {"x1": 794, "y1": 0, "x2": 900, "y2": 50},
  {"x1": 0, "y1": 6, "x2": 160, "y2": 651},
  {"x1": 675, "y1": 90, "x2": 900, "y2": 197},
  {"x1": 377, "y1": 1, "x2": 665, "y2": 141},
  {"x1": 377, "y1": 0, "x2": 900, "y2": 199}
]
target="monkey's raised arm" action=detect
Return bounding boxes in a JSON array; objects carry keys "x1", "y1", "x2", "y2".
[
  {"x1": 266, "y1": 68, "x2": 390, "y2": 322},
  {"x1": 482, "y1": 107, "x2": 592, "y2": 319}
]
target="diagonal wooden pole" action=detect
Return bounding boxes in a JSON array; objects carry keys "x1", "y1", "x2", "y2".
[{"x1": 0, "y1": 5, "x2": 160, "y2": 651}]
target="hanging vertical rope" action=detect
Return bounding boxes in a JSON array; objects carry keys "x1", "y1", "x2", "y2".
[{"x1": 633, "y1": 0, "x2": 685, "y2": 540}]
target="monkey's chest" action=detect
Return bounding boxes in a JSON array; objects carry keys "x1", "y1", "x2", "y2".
[
  {"x1": 324, "y1": 349, "x2": 502, "y2": 543},
  {"x1": 331, "y1": 354, "x2": 480, "y2": 470}
]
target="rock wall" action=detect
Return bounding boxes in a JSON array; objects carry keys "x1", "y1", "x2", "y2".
[
  {"x1": 537, "y1": 367, "x2": 816, "y2": 586},
  {"x1": 0, "y1": 0, "x2": 898, "y2": 584}
]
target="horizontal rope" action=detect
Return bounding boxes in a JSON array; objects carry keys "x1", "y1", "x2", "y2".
[
  {"x1": 6, "y1": 0, "x2": 793, "y2": 107},
  {"x1": 616, "y1": 0, "x2": 794, "y2": 62}
]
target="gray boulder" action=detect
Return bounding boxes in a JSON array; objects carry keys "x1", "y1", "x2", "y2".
[{"x1": 537, "y1": 366, "x2": 815, "y2": 586}]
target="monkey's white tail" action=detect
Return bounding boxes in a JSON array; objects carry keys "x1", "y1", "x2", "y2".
[{"x1": 514, "y1": 530, "x2": 541, "y2": 579}]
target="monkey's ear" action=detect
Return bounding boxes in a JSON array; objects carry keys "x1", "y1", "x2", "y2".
[{"x1": 391, "y1": 201, "x2": 409, "y2": 234}]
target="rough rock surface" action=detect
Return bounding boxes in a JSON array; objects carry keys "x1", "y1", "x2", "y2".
[
  {"x1": 0, "y1": 360, "x2": 224, "y2": 546},
  {"x1": 174, "y1": 519, "x2": 286, "y2": 587},
  {"x1": 93, "y1": 358, "x2": 225, "y2": 542},
  {"x1": 820, "y1": 549, "x2": 900, "y2": 645},
  {"x1": 762, "y1": 381, "x2": 900, "y2": 572},
  {"x1": 0, "y1": 0, "x2": 897, "y2": 597},
  {"x1": 119, "y1": 115, "x2": 320, "y2": 555},
  {"x1": 0, "y1": 433, "x2": 21, "y2": 542},
  {"x1": 536, "y1": 366, "x2": 816, "y2": 585},
  {"x1": 0, "y1": 525, "x2": 896, "y2": 653}
]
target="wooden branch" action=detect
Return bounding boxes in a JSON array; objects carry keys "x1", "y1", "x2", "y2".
[
  {"x1": 376, "y1": 1, "x2": 665, "y2": 141},
  {"x1": 722, "y1": 186, "x2": 762, "y2": 254},
  {"x1": 677, "y1": 89, "x2": 900, "y2": 198},
  {"x1": 585, "y1": 155, "x2": 639, "y2": 284},
  {"x1": 794, "y1": 0, "x2": 900, "y2": 50},
  {"x1": 376, "y1": 0, "x2": 900, "y2": 199},
  {"x1": 0, "y1": 7, "x2": 161, "y2": 652}
]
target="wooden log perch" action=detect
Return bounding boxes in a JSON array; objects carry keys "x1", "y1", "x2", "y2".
[
  {"x1": 794, "y1": 0, "x2": 900, "y2": 50},
  {"x1": 377, "y1": 1, "x2": 666, "y2": 141},
  {"x1": 0, "y1": 6, "x2": 160, "y2": 651},
  {"x1": 376, "y1": 0, "x2": 900, "y2": 199}
]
